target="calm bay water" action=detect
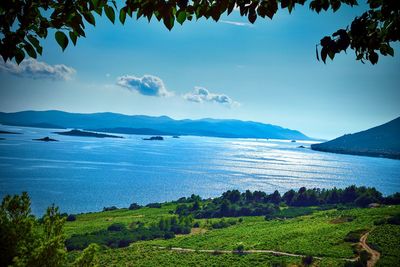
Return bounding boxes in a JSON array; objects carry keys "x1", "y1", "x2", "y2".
[{"x1": 1, "y1": 125, "x2": 400, "y2": 216}]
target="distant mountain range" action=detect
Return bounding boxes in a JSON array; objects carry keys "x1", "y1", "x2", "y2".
[
  {"x1": 0, "y1": 110, "x2": 311, "y2": 140},
  {"x1": 311, "y1": 117, "x2": 400, "y2": 159}
]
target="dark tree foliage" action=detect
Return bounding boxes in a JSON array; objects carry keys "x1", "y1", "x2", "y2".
[
  {"x1": 128, "y1": 202, "x2": 142, "y2": 210},
  {"x1": 176, "y1": 185, "x2": 390, "y2": 219},
  {"x1": 102, "y1": 206, "x2": 118, "y2": 211},
  {"x1": 146, "y1": 202, "x2": 162, "y2": 208},
  {"x1": 1, "y1": 1, "x2": 398, "y2": 64},
  {"x1": 0, "y1": 192, "x2": 97, "y2": 267},
  {"x1": 301, "y1": 255, "x2": 314, "y2": 266},
  {"x1": 66, "y1": 214, "x2": 77, "y2": 221}
]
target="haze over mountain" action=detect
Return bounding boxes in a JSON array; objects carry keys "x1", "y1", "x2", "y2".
[
  {"x1": 0, "y1": 110, "x2": 310, "y2": 140},
  {"x1": 311, "y1": 117, "x2": 400, "y2": 159}
]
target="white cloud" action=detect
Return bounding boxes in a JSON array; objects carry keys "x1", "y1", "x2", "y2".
[
  {"x1": 0, "y1": 58, "x2": 76, "y2": 81},
  {"x1": 220, "y1": 20, "x2": 254, "y2": 27},
  {"x1": 184, "y1": 87, "x2": 240, "y2": 107},
  {"x1": 116, "y1": 74, "x2": 172, "y2": 97}
]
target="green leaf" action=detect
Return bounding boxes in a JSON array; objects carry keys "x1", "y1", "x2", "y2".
[
  {"x1": 119, "y1": 8, "x2": 127, "y2": 24},
  {"x1": 27, "y1": 35, "x2": 42, "y2": 55},
  {"x1": 163, "y1": 15, "x2": 174, "y2": 31},
  {"x1": 24, "y1": 43, "x2": 37, "y2": 58},
  {"x1": 27, "y1": 35, "x2": 39, "y2": 48},
  {"x1": 91, "y1": 0, "x2": 99, "y2": 8},
  {"x1": 15, "y1": 49, "x2": 25, "y2": 64},
  {"x1": 55, "y1": 31, "x2": 69, "y2": 51},
  {"x1": 69, "y1": 32, "x2": 78, "y2": 46},
  {"x1": 369, "y1": 51, "x2": 378, "y2": 64},
  {"x1": 83, "y1": 12, "x2": 96, "y2": 26},
  {"x1": 104, "y1": 6, "x2": 115, "y2": 24},
  {"x1": 176, "y1": 10, "x2": 186, "y2": 25}
]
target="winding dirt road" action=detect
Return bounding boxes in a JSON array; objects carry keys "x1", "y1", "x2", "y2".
[
  {"x1": 359, "y1": 232, "x2": 380, "y2": 267},
  {"x1": 156, "y1": 246, "x2": 323, "y2": 259},
  {"x1": 156, "y1": 231, "x2": 380, "y2": 266}
]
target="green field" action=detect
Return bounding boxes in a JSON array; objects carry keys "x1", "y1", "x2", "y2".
[{"x1": 65, "y1": 204, "x2": 400, "y2": 266}]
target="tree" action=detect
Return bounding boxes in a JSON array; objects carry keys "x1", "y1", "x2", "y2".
[
  {"x1": 0, "y1": 192, "x2": 97, "y2": 267},
  {"x1": 73, "y1": 244, "x2": 100, "y2": 267},
  {"x1": 1, "y1": 0, "x2": 398, "y2": 65}
]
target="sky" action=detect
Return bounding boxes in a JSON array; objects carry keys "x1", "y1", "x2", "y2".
[{"x1": 0, "y1": 3, "x2": 399, "y2": 140}]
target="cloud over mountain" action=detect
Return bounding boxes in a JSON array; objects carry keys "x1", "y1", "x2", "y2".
[
  {"x1": 184, "y1": 87, "x2": 239, "y2": 107},
  {"x1": 116, "y1": 75, "x2": 172, "y2": 97}
]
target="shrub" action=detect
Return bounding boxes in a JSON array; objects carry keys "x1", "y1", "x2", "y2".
[
  {"x1": 66, "y1": 214, "x2": 77, "y2": 221},
  {"x1": 164, "y1": 232, "x2": 175, "y2": 239},
  {"x1": 344, "y1": 229, "x2": 367, "y2": 242},
  {"x1": 301, "y1": 255, "x2": 313, "y2": 266},
  {"x1": 193, "y1": 222, "x2": 200, "y2": 228},
  {"x1": 387, "y1": 214, "x2": 400, "y2": 225},
  {"x1": 146, "y1": 203, "x2": 162, "y2": 208},
  {"x1": 128, "y1": 203, "x2": 142, "y2": 210},
  {"x1": 359, "y1": 250, "x2": 371, "y2": 266},
  {"x1": 103, "y1": 206, "x2": 118, "y2": 212},
  {"x1": 107, "y1": 223, "x2": 126, "y2": 232},
  {"x1": 236, "y1": 244, "x2": 245, "y2": 253}
]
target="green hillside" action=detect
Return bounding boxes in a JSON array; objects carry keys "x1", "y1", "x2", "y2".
[{"x1": 64, "y1": 203, "x2": 400, "y2": 266}]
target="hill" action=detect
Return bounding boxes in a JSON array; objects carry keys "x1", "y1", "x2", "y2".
[
  {"x1": 0, "y1": 110, "x2": 311, "y2": 140},
  {"x1": 311, "y1": 117, "x2": 400, "y2": 159}
]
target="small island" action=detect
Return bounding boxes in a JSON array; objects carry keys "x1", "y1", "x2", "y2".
[
  {"x1": 54, "y1": 129, "x2": 123, "y2": 139},
  {"x1": 33, "y1": 136, "x2": 58, "y2": 142},
  {"x1": 0, "y1": 130, "x2": 21, "y2": 134},
  {"x1": 143, "y1": 136, "x2": 164, "y2": 141}
]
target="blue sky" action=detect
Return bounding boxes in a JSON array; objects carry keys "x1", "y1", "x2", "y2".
[{"x1": 0, "y1": 3, "x2": 399, "y2": 139}]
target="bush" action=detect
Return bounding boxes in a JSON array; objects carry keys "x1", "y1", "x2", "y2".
[
  {"x1": 107, "y1": 223, "x2": 126, "y2": 232},
  {"x1": 344, "y1": 229, "x2": 367, "y2": 242},
  {"x1": 146, "y1": 203, "x2": 162, "y2": 208},
  {"x1": 301, "y1": 255, "x2": 313, "y2": 266},
  {"x1": 128, "y1": 203, "x2": 142, "y2": 210},
  {"x1": 103, "y1": 206, "x2": 118, "y2": 212},
  {"x1": 193, "y1": 222, "x2": 200, "y2": 228},
  {"x1": 359, "y1": 250, "x2": 371, "y2": 266},
  {"x1": 236, "y1": 244, "x2": 245, "y2": 253},
  {"x1": 387, "y1": 214, "x2": 400, "y2": 225},
  {"x1": 164, "y1": 232, "x2": 175, "y2": 239},
  {"x1": 66, "y1": 214, "x2": 77, "y2": 221},
  {"x1": 211, "y1": 219, "x2": 237, "y2": 229}
]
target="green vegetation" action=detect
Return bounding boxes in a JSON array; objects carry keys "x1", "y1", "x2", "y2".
[
  {"x1": 66, "y1": 215, "x2": 193, "y2": 250},
  {"x1": 175, "y1": 186, "x2": 392, "y2": 219},
  {"x1": 368, "y1": 217, "x2": 400, "y2": 266},
  {"x1": 1, "y1": 1, "x2": 398, "y2": 65},
  {"x1": 0, "y1": 193, "x2": 97, "y2": 267},
  {"x1": 2, "y1": 188, "x2": 400, "y2": 266},
  {"x1": 148, "y1": 206, "x2": 400, "y2": 259}
]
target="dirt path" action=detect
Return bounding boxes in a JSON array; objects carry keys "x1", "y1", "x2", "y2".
[
  {"x1": 359, "y1": 232, "x2": 380, "y2": 267},
  {"x1": 156, "y1": 246, "x2": 322, "y2": 259},
  {"x1": 156, "y1": 231, "x2": 380, "y2": 265}
]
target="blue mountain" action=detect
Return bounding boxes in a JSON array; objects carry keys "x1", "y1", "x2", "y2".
[
  {"x1": 311, "y1": 117, "x2": 400, "y2": 159},
  {"x1": 0, "y1": 110, "x2": 311, "y2": 140}
]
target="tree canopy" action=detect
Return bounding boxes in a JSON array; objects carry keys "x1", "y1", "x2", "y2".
[{"x1": 0, "y1": 0, "x2": 398, "y2": 65}]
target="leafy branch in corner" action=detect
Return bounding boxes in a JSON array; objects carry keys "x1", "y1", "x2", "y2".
[{"x1": 0, "y1": 0, "x2": 398, "y2": 65}]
